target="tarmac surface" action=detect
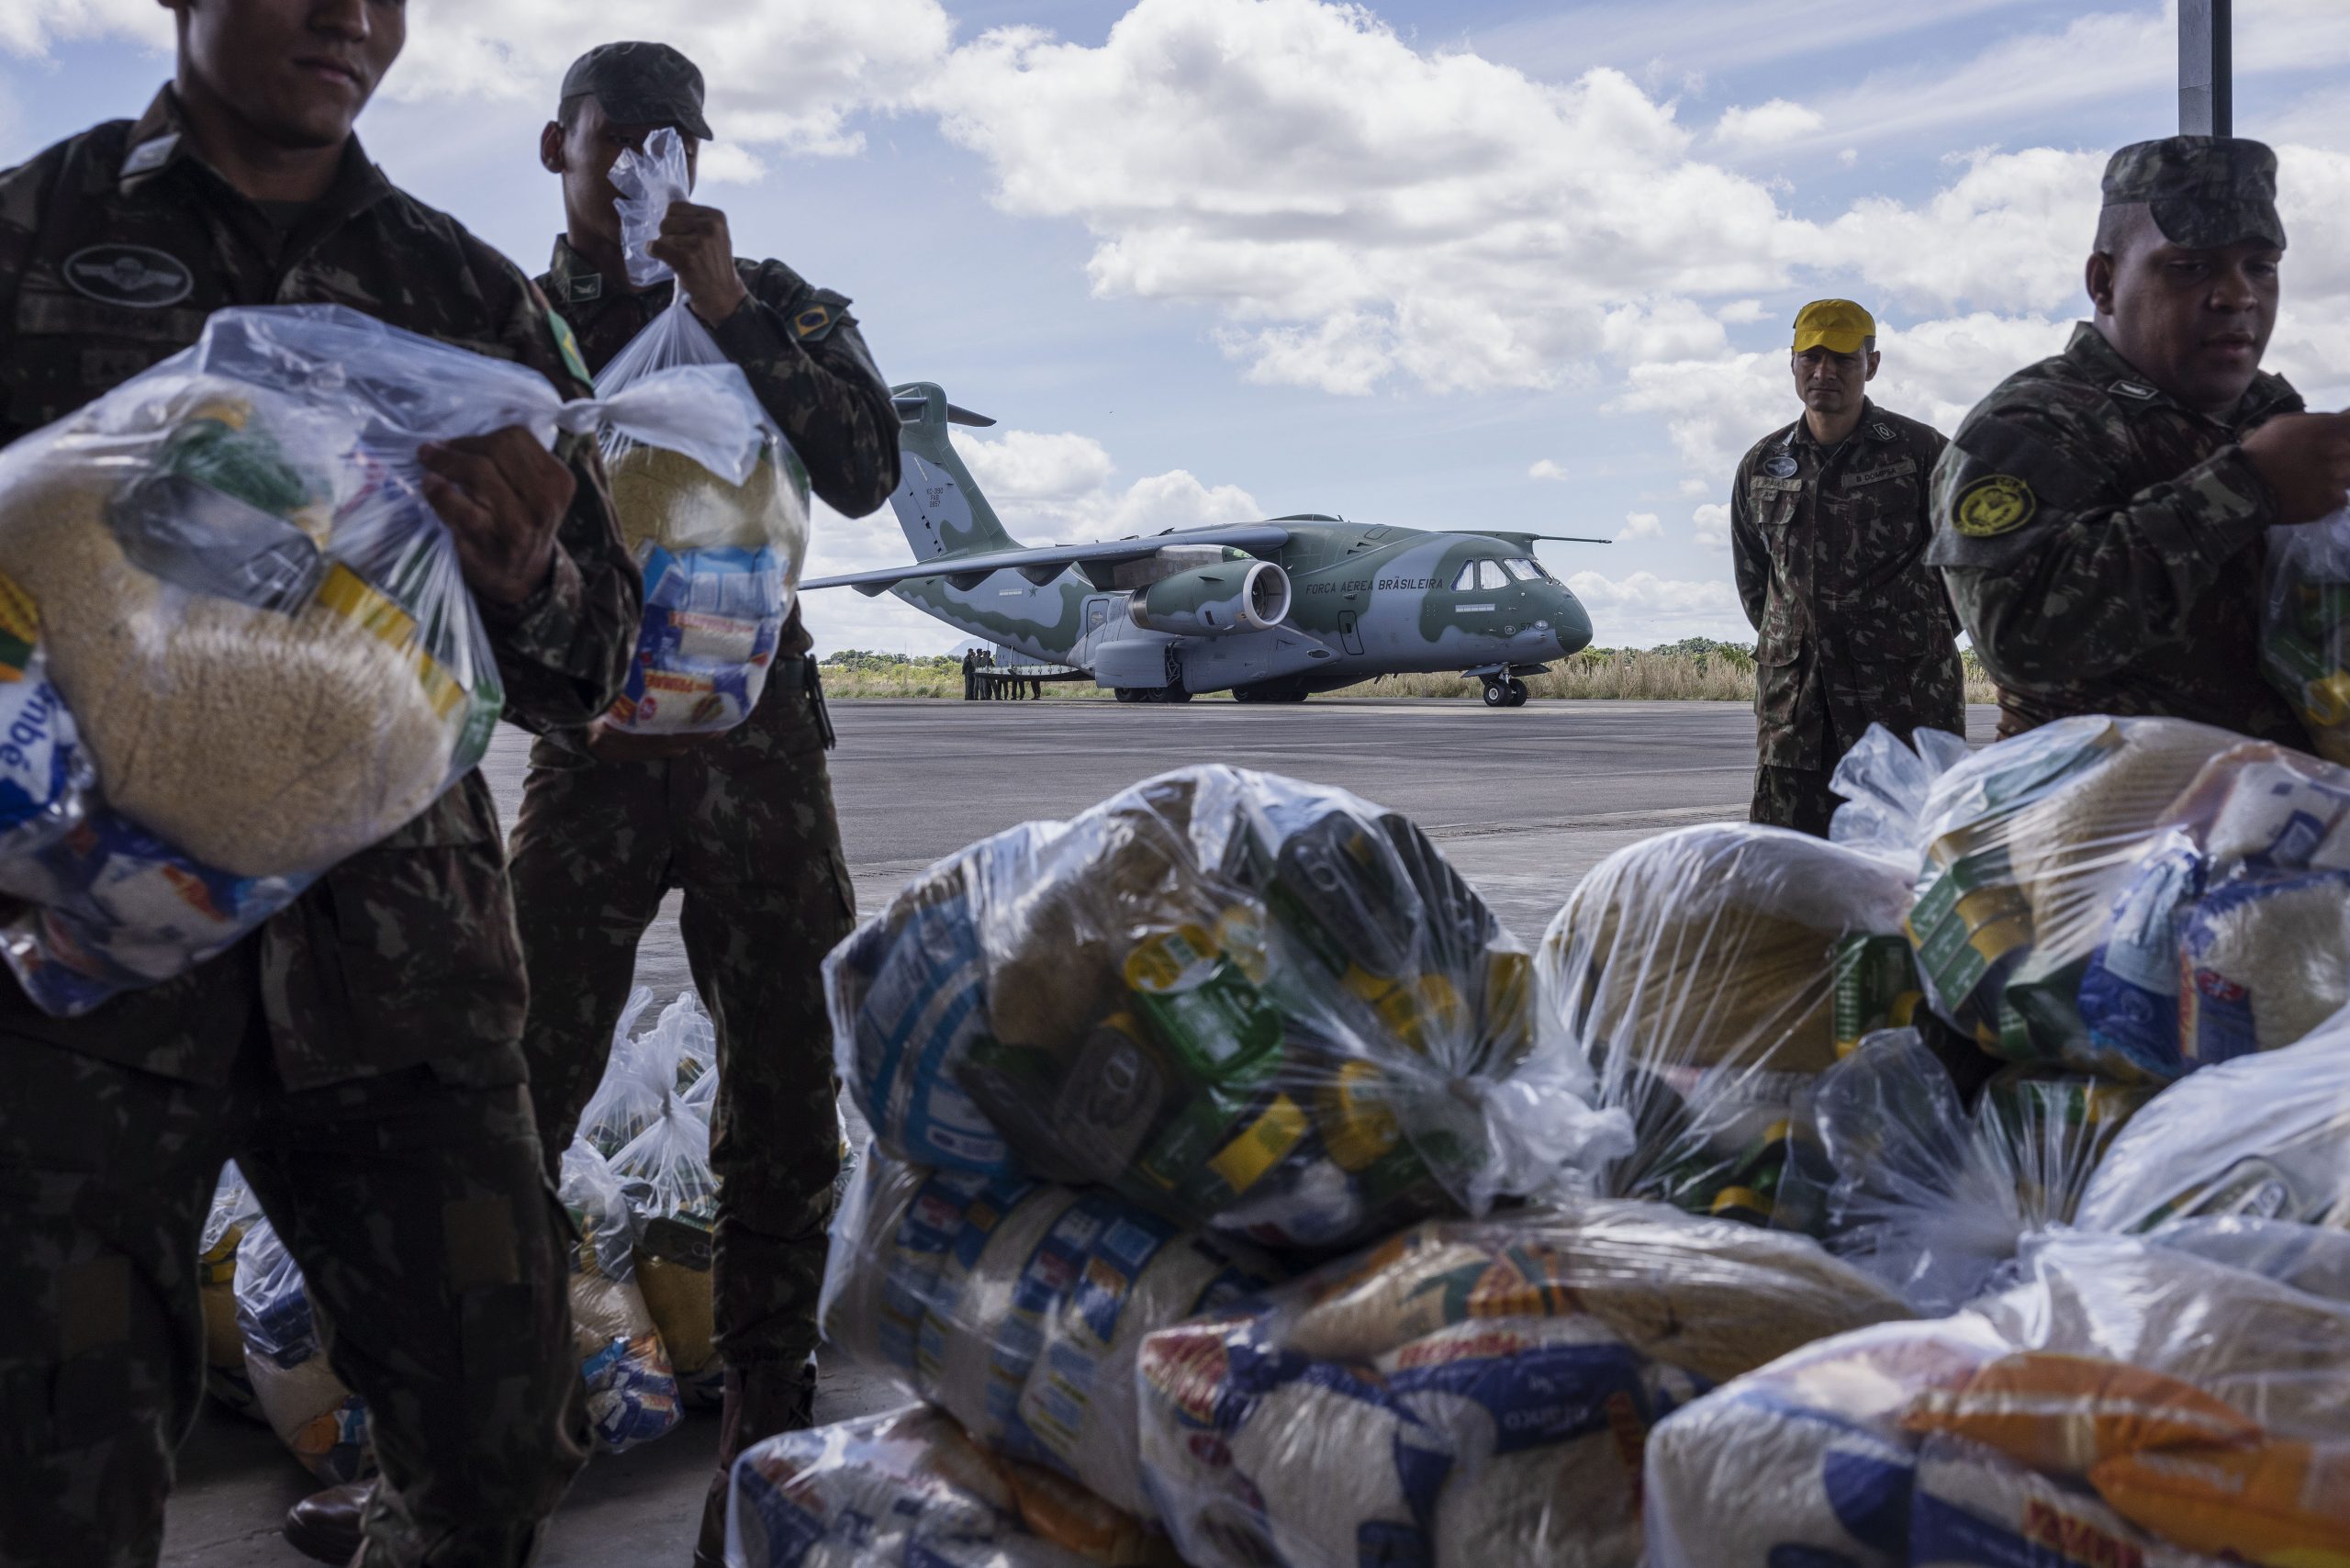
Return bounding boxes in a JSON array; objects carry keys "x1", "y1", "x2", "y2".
[{"x1": 162, "y1": 696, "x2": 1997, "y2": 1566}]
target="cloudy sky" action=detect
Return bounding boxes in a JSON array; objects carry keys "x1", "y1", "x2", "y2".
[{"x1": 7, "y1": 0, "x2": 2350, "y2": 655}]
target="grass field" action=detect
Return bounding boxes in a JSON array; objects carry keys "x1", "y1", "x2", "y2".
[{"x1": 819, "y1": 645, "x2": 2001, "y2": 705}]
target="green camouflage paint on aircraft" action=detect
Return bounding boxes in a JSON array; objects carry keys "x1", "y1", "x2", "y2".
[{"x1": 802, "y1": 383, "x2": 1604, "y2": 705}]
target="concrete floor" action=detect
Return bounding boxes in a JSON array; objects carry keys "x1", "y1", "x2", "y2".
[{"x1": 160, "y1": 696, "x2": 1998, "y2": 1565}]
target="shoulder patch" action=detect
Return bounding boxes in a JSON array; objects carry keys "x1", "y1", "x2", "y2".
[
  {"x1": 1953, "y1": 474, "x2": 2036, "y2": 539},
  {"x1": 1869, "y1": 420, "x2": 1897, "y2": 442},
  {"x1": 544, "y1": 308, "x2": 594, "y2": 390},
  {"x1": 791, "y1": 302, "x2": 835, "y2": 341},
  {"x1": 2109, "y1": 378, "x2": 2159, "y2": 400}
]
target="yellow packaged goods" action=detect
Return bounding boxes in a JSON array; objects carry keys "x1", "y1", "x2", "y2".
[
  {"x1": 1902, "y1": 1353, "x2": 2262, "y2": 1475},
  {"x1": 827, "y1": 767, "x2": 1624, "y2": 1252},
  {"x1": 608, "y1": 442, "x2": 800, "y2": 554},
  {"x1": 559, "y1": 1141, "x2": 682, "y2": 1453},
  {"x1": 2262, "y1": 509, "x2": 2350, "y2": 764},
  {"x1": 1539, "y1": 823, "x2": 1916, "y2": 1232},
  {"x1": 1135, "y1": 1198, "x2": 1908, "y2": 1568},
  {"x1": 2093, "y1": 1439, "x2": 2350, "y2": 1566}
]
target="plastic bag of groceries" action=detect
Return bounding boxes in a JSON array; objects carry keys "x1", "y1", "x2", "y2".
[
  {"x1": 2076, "y1": 744, "x2": 2350, "y2": 1078},
  {"x1": 1537, "y1": 822, "x2": 1921, "y2": 1233},
  {"x1": 201, "y1": 1160, "x2": 264, "y2": 1417},
  {"x1": 827, "y1": 767, "x2": 1626, "y2": 1253},
  {"x1": 596, "y1": 280, "x2": 811, "y2": 737},
  {"x1": 560, "y1": 1139, "x2": 682, "y2": 1452},
  {"x1": 234, "y1": 1217, "x2": 375, "y2": 1484},
  {"x1": 612, "y1": 126, "x2": 692, "y2": 290},
  {"x1": 2262, "y1": 508, "x2": 2350, "y2": 765},
  {"x1": 580, "y1": 986, "x2": 666, "y2": 1157},
  {"x1": 614, "y1": 1093, "x2": 722, "y2": 1403},
  {"x1": 1646, "y1": 1225, "x2": 2350, "y2": 1568},
  {"x1": 821, "y1": 1145, "x2": 1283, "y2": 1523},
  {"x1": 1830, "y1": 716, "x2": 2246, "y2": 1076},
  {"x1": 726, "y1": 1405, "x2": 1174, "y2": 1568},
  {"x1": 0, "y1": 302, "x2": 765, "y2": 1014},
  {"x1": 1812, "y1": 1028, "x2": 2154, "y2": 1312},
  {"x1": 1134, "y1": 1197, "x2": 1909, "y2": 1568},
  {"x1": 2076, "y1": 1009, "x2": 2350, "y2": 1234}
]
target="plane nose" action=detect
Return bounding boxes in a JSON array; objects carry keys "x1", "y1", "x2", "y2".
[{"x1": 1546, "y1": 588, "x2": 1592, "y2": 655}]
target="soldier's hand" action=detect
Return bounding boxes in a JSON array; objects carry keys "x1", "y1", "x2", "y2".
[
  {"x1": 652, "y1": 201, "x2": 750, "y2": 328},
  {"x1": 583, "y1": 717, "x2": 709, "y2": 762},
  {"x1": 2242, "y1": 411, "x2": 2350, "y2": 524},
  {"x1": 420, "y1": 429, "x2": 574, "y2": 610}
]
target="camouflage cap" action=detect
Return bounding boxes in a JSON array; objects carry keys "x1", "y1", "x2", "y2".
[
  {"x1": 2100, "y1": 135, "x2": 2284, "y2": 250},
  {"x1": 559, "y1": 42, "x2": 714, "y2": 141}
]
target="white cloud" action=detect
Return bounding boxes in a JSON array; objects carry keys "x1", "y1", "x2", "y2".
[
  {"x1": 1827, "y1": 148, "x2": 2102, "y2": 315},
  {"x1": 0, "y1": 0, "x2": 167, "y2": 56},
  {"x1": 1528, "y1": 459, "x2": 1569, "y2": 482},
  {"x1": 1711, "y1": 98, "x2": 1823, "y2": 148},
  {"x1": 1563, "y1": 569, "x2": 1746, "y2": 644},
  {"x1": 1692, "y1": 502, "x2": 1731, "y2": 553},
  {"x1": 1618, "y1": 511, "x2": 1662, "y2": 541}
]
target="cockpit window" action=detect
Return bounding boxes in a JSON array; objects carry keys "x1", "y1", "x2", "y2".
[
  {"x1": 1505, "y1": 558, "x2": 1542, "y2": 582},
  {"x1": 1452, "y1": 562, "x2": 1480, "y2": 591},
  {"x1": 1477, "y1": 559, "x2": 1509, "y2": 591}
]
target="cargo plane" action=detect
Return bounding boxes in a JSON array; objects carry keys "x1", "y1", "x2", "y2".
[{"x1": 800, "y1": 383, "x2": 1604, "y2": 706}]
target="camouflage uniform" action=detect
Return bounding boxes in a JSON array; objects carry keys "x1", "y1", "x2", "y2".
[
  {"x1": 1732, "y1": 400, "x2": 1965, "y2": 834},
  {"x1": 1929, "y1": 139, "x2": 2311, "y2": 747},
  {"x1": 0, "y1": 90, "x2": 641, "y2": 1566},
  {"x1": 509, "y1": 236, "x2": 896, "y2": 1481}
]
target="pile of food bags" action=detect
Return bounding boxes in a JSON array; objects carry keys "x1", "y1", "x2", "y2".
[
  {"x1": 2263, "y1": 506, "x2": 2350, "y2": 763},
  {"x1": 1133, "y1": 1197, "x2": 1908, "y2": 1568},
  {"x1": 826, "y1": 766, "x2": 1625, "y2": 1255},
  {"x1": 0, "y1": 302, "x2": 764, "y2": 1014},
  {"x1": 1645, "y1": 1224, "x2": 2350, "y2": 1568},
  {"x1": 726, "y1": 1405, "x2": 1169, "y2": 1568},
  {"x1": 561, "y1": 1141, "x2": 682, "y2": 1452}
]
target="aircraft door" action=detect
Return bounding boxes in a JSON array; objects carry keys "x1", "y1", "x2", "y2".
[
  {"x1": 1337, "y1": 610, "x2": 1364, "y2": 655},
  {"x1": 1086, "y1": 598, "x2": 1111, "y2": 644}
]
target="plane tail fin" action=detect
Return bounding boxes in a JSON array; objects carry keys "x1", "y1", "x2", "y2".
[{"x1": 888, "y1": 383, "x2": 1015, "y2": 561}]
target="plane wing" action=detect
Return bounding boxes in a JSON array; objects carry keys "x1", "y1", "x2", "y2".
[{"x1": 802, "y1": 524, "x2": 1296, "y2": 597}]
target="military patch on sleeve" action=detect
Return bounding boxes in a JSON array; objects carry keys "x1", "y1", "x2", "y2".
[
  {"x1": 1953, "y1": 473, "x2": 2037, "y2": 538},
  {"x1": 792, "y1": 303, "x2": 834, "y2": 340},
  {"x1": 545, "y1": 308, "x2": 594, "y2": 390}
]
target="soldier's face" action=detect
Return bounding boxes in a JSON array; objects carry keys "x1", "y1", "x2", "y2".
[
  {"x1": 543, "y1": 95, "x2": 699, "y2": 246},
  {"x1": 2092, "y1": 232, "x2": 2280, "y2": 414},
  {"x1": 1792, "y1": 346, "x2": 1876, "y2": 413},
  {"x1": 169, "y1": 0, "x2": 404, "y2": 149}
]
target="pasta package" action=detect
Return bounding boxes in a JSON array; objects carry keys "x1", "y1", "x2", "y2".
[
  {"x1": 826, "y1": 767, "x2": 1624, "y2": 1252},
  {"x1": 1136, "y1": 1198, "x2": 1908, "y2": 1568}
]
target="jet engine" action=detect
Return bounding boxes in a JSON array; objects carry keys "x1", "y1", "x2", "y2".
[{"x1": 1126, "y1": 561, "x2": 1292, "y2": 636}]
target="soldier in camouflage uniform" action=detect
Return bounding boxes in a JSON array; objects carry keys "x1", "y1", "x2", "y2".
[
  {"x1": 513, "y1": 44, "x2": 898, "y2": 1568},
  {"x1": 1732, "y1": 298, "x2": 1965, "y2": 835},
  {"x1": 0, "y1": 5, "x2": 643, "y2": 1566},
  {"x1": 1932, "y1": 136, "x2": 2350, "y2": 744}
]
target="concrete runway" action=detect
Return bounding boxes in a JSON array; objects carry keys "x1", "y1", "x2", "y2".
[{"x1": 162, "y1": 697, "x2": 1997, "y2": 1566}]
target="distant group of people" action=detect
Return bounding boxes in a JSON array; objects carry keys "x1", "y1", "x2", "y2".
[
  {"x1": 1733, "y1": 134, "x2": 2350, "y2": 835},
  {"x1": 962, "y1": 645, "x2": 1046, "y2": 700}
]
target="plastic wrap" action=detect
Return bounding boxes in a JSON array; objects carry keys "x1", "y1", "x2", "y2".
[
  {"x1": 820, "y1": 1145, "x2": 1282, "y2": 1521},
  {"x1": 559, "y1": 1139, "x2": 682, "y2": 1453},
  {"x1": 2263, "y1": 509, "x2": 2350, "y2": 765},
  {"x1": 597, "y1": 298, "x2": 811, "y2": 736},
  {"x1": 1814, "y1": 1028, "x2": 2153, "y2": 1313},
  {"x1": 0, "y1": 303, "x2": 764, "y2": 1014},
  {"x1": 725, "y1": 1406, "x2": 1150, "y2": 1568},
  {"x1": 580, "y1": 985, "x2": 666, "y2": 1158},
  {"x1": 1135, "y1": 1197, "x2": 1909, "y2": 1568},
  {"x1": 612, "y1": 127, "x2": 691, "y2": 290},
  {"x1": 827, "y1": 767, "x2": 1624, "y2": 1252},
  {"x1": 1832, "y1": 717, "x2": 2247, "y2": 1076},
  {"x1": 1537, "y1": 822, "x2": 1919, "y2": 1231},
  {"x1": 200, "y1": 1160, "x2": 263, "y2": 1417},
  {"x1": 233, "y1": 1217, "x2": 375, "y2": 1484},
  {"x1": 614, "y1": 1096, "x2": 721, "y2": 1400},
  {"x1": 1645, "y1": 1227, "x2": 2350, "y2": 1568}
]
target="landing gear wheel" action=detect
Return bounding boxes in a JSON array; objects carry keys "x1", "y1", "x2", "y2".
[
  {"x1": 1482, "y1": 678, "x2": 1511, "y2": 709},
  {"x1": 1506, "y1": 678, "x2": 1529, "y2": 707},
  {"x1": 1162, "y1": 688, "x2": 1193, "y2": 704}
]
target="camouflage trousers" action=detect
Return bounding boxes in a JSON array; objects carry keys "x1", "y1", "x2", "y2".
[
  {"x1": 0, "y1": 958, "x2": 587, "y2": 1568},
  {"x1": 1751, "y1": 763, "x2": 1840, "y2": 837},
  {"x1": 509, "y1": 673, "x2": 856, "y2": 1377}
]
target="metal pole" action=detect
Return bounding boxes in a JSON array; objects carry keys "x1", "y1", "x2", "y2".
[{"x1": 2179, "y1": 0, "x2": 2232, "y2": 137}]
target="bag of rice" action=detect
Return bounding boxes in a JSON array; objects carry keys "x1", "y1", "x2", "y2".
[
  {"x1": 560, "y1": 1139, "x2": 682, "y2": 1453},
  {"x1": 2261, "y1": 508, "x2": 2350, "y2": 766},
  {"x1": 614, "y1": 1095, "x2": 722, "y2": 1405},
  {"x1": 234, "y1": 1217, "x2": 375, "y2": 1484},
  {"x1": 819, "y1": 1146, "x2": 1281, "y2": 1522},
  {"x1": 827, "y1": 767, "x2": 1622, "y2": 1251},
  {"x1": 0, "y1": 303, "x2": 763, "y2": 1014},
  {"x1": 1136, "y1": 1197, "x2": 1908, "y2": 1568},
  {"x1": 200, "y1": 1160, "x2": 263, "y2": 1418},
  {"x1": 1539, "y1": 822, "x2": 1918, "y2": 1231},
  {"x1": 723, "y1": 1405, "x2": 1142, "y2": 1568}
]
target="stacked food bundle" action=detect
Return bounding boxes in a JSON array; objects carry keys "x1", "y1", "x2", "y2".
[
  {"x1": 2263, "y1": 507, "x2": 2350, "y2": 763},
  {"x1": 234, "y1": 1217, "x2": 375, "y2": 1485},
  {"x1": 561, "y1": 1142, "x2": 682, "y2": 1453}
]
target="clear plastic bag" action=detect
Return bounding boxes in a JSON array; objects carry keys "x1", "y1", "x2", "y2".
[
  {"x1": 200, "y1": 1160, "x2": 264, "y2": 1418},
  {"x1": 1645, "y1": 1226, "x2": 2350, "y2": 1568},
  {"x1": 1134, "y1": 1196, "x2": 1908, "y2": 1568},
  {"x1": 819, "y1": 1144, "x2": 1283, "y2": 1523},
  {"x1": 1537, "y1": 822, "x2": 1919, "y2": 1232},
  {"x1": 725, "y1": 1405, "x2": 1134, "y2": 1568},
  {"x1": 0, "y1": 303, "x2": 765, "y2": 1014},
  {"x1": 597, "y1": 300, "x2": 811, "y2": 736},
  {"x1": 2262, "y1": 510, "x2": 2350, "y2": 765},
  {"x1": 233, "y1": 1216, "x2": 375, "y2": 1484},
  {"x1": 1830, "y1": 716, "x2": 2248, "y2": 1076},
  {"x1": 580, "y1": 985, "x2": 668, "y2": 1158},
  {"x1": 826, "y1": 767, "x2": 1625, "y2": 1252},
  {"x1": 612, "y1": 127, "x2": 692, "y2": 290},
  {"x1": 613, "y1": 1097, "x2": 721, "y2": 1396},
  {"x1": 559, "y1": 1138, "x2": 682, "y2": 1453}
]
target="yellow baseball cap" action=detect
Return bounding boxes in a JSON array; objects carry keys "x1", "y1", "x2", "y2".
[{"x1": 1793, "y1": 298, "x2": 1876, "y2": 354}]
